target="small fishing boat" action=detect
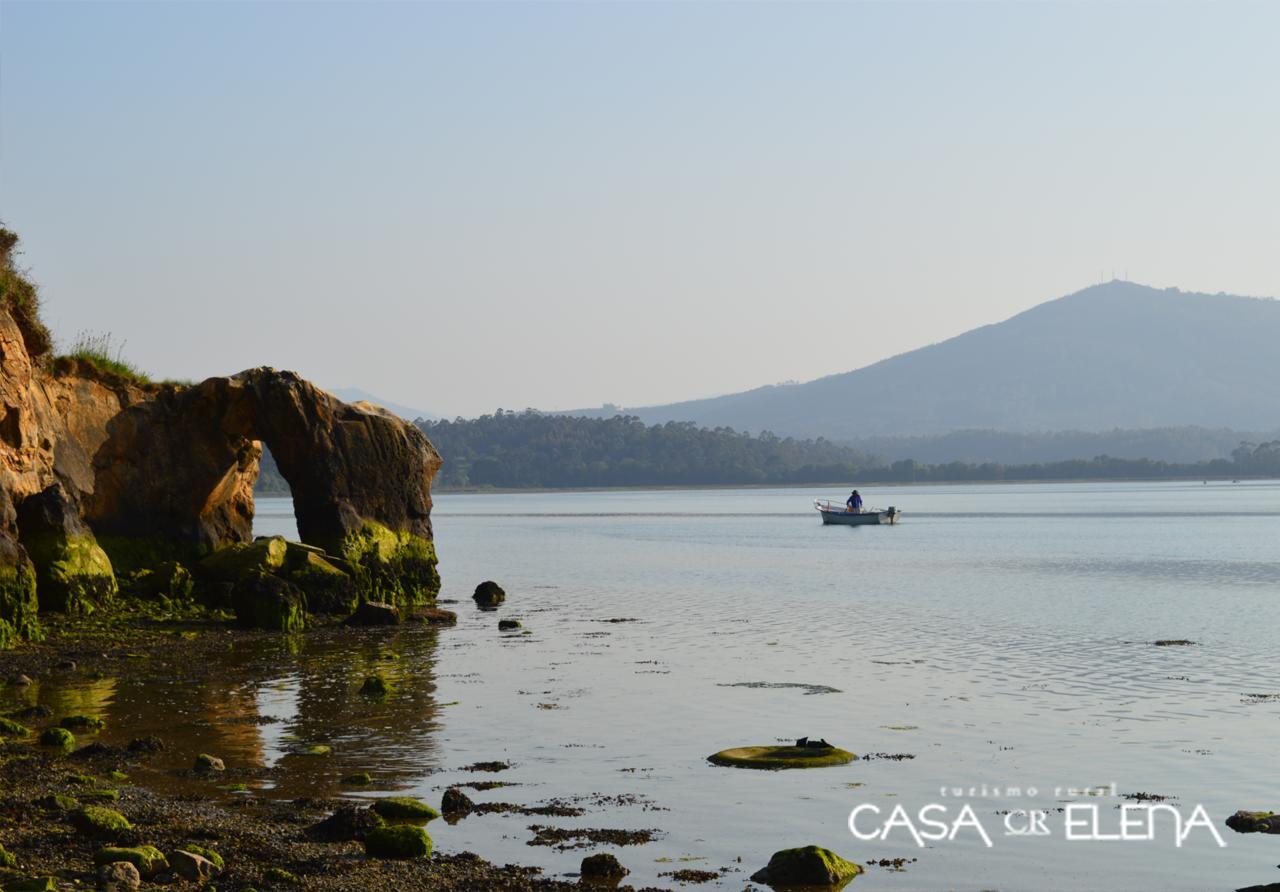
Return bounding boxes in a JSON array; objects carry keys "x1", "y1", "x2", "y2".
[{"x1": 814, "y1": 499, "x2": 901, "y2": 526}]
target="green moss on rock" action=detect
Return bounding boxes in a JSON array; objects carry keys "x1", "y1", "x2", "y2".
[
  {"x1": 0, "y1": 561, "x2": 41, "y2": 649},
  {"x1": 183, "y1": 844, "x2": 224, "y2": 870},
  {"x1": 370, "y1": 796, "x2": 440, "y2": 824},
  {"x1": 231, "y1": 571, "x2": 305, "y2": 632},
  {"x1": 70, "y1": 805, "x2": 131, "y2": 836},
  {"x1": 23, "y1": 533, "x2": 116, "y2": 615},
  {"x1": 38, "y1": 726, "x2": 75, "y2": 753},
  {"x1": 341, "y1": 772, "x2": 373, "y2": 786},
  {"x1": 360, "y1": 675, "x2": 391, "y2": 697},
  {"x1": 337, "y1": 522, "x2": 438, "y2": 608},
  {"x1": 750, "y1": 845, "x2": 863, "y2": 887},
  {"x1": 60, "y1": 714, "x2": 105, "y2": 732},
  {"x1": 93, "y1": 845, "x2": 168, "y2": 876},
  {"x1": 0, "y1": 717, "x2": 30, "y2": 737},
  {"x1": 199, "y1": 537, "x2": 287, "y2": 582},
  {"x1": 123, "y1": 561, "x2": 194, "y2": 602},
  {"x1": 364, "y1": 824, "x2": 432, "y2": 859},
  {"x1": 708, "y1": 745, "x2": 856, "y2": 770},
  {"x1": 263, "y1": 867, "x2": 300, "y2": 885},
  {"x1": 0, "y1": 844, "x2": 17, "y2": 868},
  {"x1": 284, "y1": 546, "x2": 358, "y2": 614}
]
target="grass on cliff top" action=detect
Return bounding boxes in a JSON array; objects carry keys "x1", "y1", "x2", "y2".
[
  {"x1": 60, "y1": 331, "x2": 152, "y2": 384},
  {"x1": 0, "y1": 226, "x2": 54, "y2": 358}
]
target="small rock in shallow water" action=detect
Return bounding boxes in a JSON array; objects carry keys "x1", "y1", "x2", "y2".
[
  {"x1": 97, "y1": 860, "x2": 142, "y2": 891},
  {"x1": 38, "y1": 726, "x2": 74, "y2": 753},
  {"x1": 194, "y1": 753, "x2": 225, "y2": 772},
  {"x1": 127, "y1": 736, "x2": 165, "y2": 753},
  {"x1": 360, "y1": 675, "x2": 391, "y2": 697},
  {"x1": 750, "y1": 845, "x2": 863, "y2": 887},
  {"x1": 8, "y1": 704, "x2": 50, "y2": 719},
  {"x1": 1226, "y1": 811, "x2": 1280, "y2": 834},
  {"x1": 345, "y1": 600, "x2": 401, "y2": 626},
  {"x1": 473, "y1": 580, "x2": 506, "y2": 607},
  {"x1": 498, "y1": 619, "x2": 522, "y2": 631},
  {"x1": 408, "y1": 607, "x2": 457, "y2": 624},
  {"x1": 580, "y1": 852, "x2": 629, "y2": 879},
  {"x1": 441, "y1": 787, "x2": 474, "y2": 817}
]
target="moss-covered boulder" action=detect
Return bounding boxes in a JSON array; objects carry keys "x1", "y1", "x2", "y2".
[
  {"x1": 0, "y1": 717, "x2": 30, "y2": 737},
  {"x1": 16, "y1": 483, "x2": 116, "y2": 614},
  {"x1": 264, "y1": 867, "x2": 300, "y2": 885},
  {"x1": 364, "y1": 824, "x2": 432, "y2": 859},
  {"x1": 498, "y1": 618, "x2": 522, "y2": 630},
  {"x1": 70, "y1": 805, "x2": 131, "y2": 837},
  {"x1": 231, "y1": 571, "x2": 305, "y2": 632},
  {"x1": 306, "y1": 804, "x2": 385, "y2": 842},
  {"x1": 283, "y1": 548, "x2": 357, "y2": 614},
  {"x1": 0, "y1": 843, "x2": 17, "y2": 868},
  {"x1": 92, "y1": 845, "x2": 167, "y2": 876},
  {"x1": 0, "y1": 522, "x2": 40, "y2": 649},
  {"x1": 750, "y1": 846, "x2": 863, "y2": 887},
  {"x1": 708, "y1": 745, "x2": 856, "y2": 770},
  {"x1": 39, "y1": 726, "x2": 75, "y2": 753},
  {"x1": 369, "y1": 796, "x2": 440, "y2": 825},
  {"x1": 1226, "y1": 810, "x2": 1280, "y2": 834},
  {"x1": 341, "y1": 772, "x2": 374, "y2": 786},
  {"x1": 182, "y1": 844, "x2": 224, "y2": 870},
  {"x1": 60, "y1": 714, "x2": 105, "y2": 732},
  {"x1": 194, "y1": 753, "x2": 225, "y2": 772},
  {"x1": 199, "y1": 536, "x2": 287, "y2": 582},
  {"x1": 123, "y1": 561, "x2": 194, "y2": 601},
  {"x1": 336, "y1": 522, "x2": 438, "y2": 608}
]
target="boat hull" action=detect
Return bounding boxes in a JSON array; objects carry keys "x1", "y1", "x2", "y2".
[{"x1": 819, "y1": 509, "x2": 899, "y2": 526}]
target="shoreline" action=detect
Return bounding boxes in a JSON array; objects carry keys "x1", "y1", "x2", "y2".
[
  {"x1": 257, "y1": 475, "x2": 1278, "y2": 498},
  {"x1": 0, "y1": 614, "x2": 657, "y2": 891}
]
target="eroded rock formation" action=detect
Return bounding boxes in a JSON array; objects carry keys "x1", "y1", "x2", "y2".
[{"x1": 0, "y1": 231, "x2": 441, "y2": 641}]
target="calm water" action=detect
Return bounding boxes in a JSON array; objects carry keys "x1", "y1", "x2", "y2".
[{"x1": 15, "y1": 481, "x2": 1280, "y2": 890}]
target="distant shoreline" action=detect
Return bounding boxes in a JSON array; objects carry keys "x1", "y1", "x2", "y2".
[{"x1": 256, "y1": 475, "x2": 1277, "y2": 499}]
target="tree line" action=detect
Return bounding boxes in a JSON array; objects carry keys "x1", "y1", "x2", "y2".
[{"x1": 251, "y1": 414, "x2": 1280, "y2": 493}]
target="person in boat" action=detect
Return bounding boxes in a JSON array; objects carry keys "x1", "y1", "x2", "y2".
[{"x1": 846, "y1": 489, "x2": 863, "y2": 513}]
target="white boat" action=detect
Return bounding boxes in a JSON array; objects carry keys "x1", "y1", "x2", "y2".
[{"x1": 814, "y1": 499, "x2": 901, "y2": 526}]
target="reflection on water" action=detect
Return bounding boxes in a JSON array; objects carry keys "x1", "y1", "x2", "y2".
[{"x1": 5, "y1": 481, "x2": 1280, "y2": 890}]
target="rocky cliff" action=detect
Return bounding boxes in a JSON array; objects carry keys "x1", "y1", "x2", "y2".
[{"x1": 0, "y1": 229, "x2": 441, "y2": 644}]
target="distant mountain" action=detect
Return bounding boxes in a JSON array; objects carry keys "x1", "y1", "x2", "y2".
[
  {"x1": 328, "y1": 387, "x2": 436, "y2": 421},
  {"x1": 564, "y1": 282, "x2": 1280, "y2": 440}
]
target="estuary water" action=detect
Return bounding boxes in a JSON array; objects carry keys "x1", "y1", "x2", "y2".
[{"x1": 28, "y1": 481, "x2": 1280, "y2": 889}]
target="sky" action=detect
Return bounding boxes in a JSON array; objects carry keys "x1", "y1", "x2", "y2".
[{"x1": 2, "y1": 1, "x2": 1277, "y2": 419}]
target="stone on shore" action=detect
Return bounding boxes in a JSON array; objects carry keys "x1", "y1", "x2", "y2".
[
  {"x1": 194, "y1": 753, "x2": 225, "y2": 772},
  {"x1": 306, "y1": 805, "x2": 386, "y2": 842},
  {"x1": 750, "y1": 845, "x2": 863, "y2": 887},
  {"x1": 363, "y1": 824, "x2": 432, "y2": 859},
  {"x1": 39, "y1": 726, "x2": 75, "y2": 753},
  {"x1": 168, "y1": 849, "x2": 218, "y2": 881},
  {"x1": 97, "y1": 860, "x2": 142, "y2": 892},
  {"x1": 70, "y1": 806, "x2": 131, "y2": 837},
  {"x1": 498, "y1": 619, "x2": 522, "y2": 630},
  {"x1": 473, "y1": 580, "x2": 505, "y2": 607},
  {"x1": 16, "y1": 483, "x2": 116, "y2": 615}
]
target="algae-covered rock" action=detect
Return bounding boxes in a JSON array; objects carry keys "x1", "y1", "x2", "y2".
[
  {"x1": 284, "y1": 548, "x2": 358, "y2": 614},
  {"x1": 0, "y1": 510, "x2": 40, "y2": 649},
  {"x1": 231, "y1": 571, "x2": 305, "y2": 632},
  {"x1": 408, "y1": 606, "x2": 457, "y2": 625},
  {"x1": 92, "y1": 845, "x2": 167, "y2": 876},
  {"x1": 182, "y1": 844, "x2": 224, "y2": 869},
  {"x1": 580, "y1": 852, "x2": 629, "y2": 879},
  {"x1": 70, "y1": 805, "x2": 131, "y2": 836},
  {"x1": 16, "y1": 483, "x2": 116, "y2": 614},
  {"x1": 473, "y1": 580, "x2": 505, "y2": 607},
  {"x1": 498, "y1": 618, "x2": 522, "y2": 630},
  {"x1": 123, "y1": 561, "x2": 194, "y2": 602},
  {"x1": 364, "y1": 824, "x2": 432, "y2": 859},
  {"x1": 35, "y1": 793, "x2": 78, "y2": 811},
  {"x1": 39, "y1": 726, "x2": 74, "y2": 753},
  {"x1": 295, "y1": 743, "x2": 332, "y2": 756},
  {"x1": 199, "y1": 536, "x2": 287, "y2": 582},
  {"x1": 263, "y1": 867, "x2": 301, "y2": 885},
  {"x1": 370, "y1": 796, "x2": 440, "y2": 824},
  {"x1": 0, "y1": 844, "x2": 17, "y2": 868},
  {"x1": 750, "y1": 845, "x2": 863, "y2": 887},
  {"x1": 1226, "y1": 810, "x2": 1280, "y2": 834},
  {"x1": 0, "y1": 717, "x2": 30, "y2": 737},
  {"x1": 3, "y1": 878, "x2": 58, "y2": 892},
  {"x1": 341, "y1": 772, "x2": 374, "y2": 786},
  {"x1": 335, "y1": 522, "x2": 438, "y2": 608},
  {"x1": 708, "y1": 745, "x2": 856, "y2": 770},
  {"x1": 60, "y1": 714, "x2": 105, "y2": 732}
]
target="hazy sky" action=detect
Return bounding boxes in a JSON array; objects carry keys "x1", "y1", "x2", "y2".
[{"x1": 2, "y1": 2, "x2": 1277, "y2": 418}]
